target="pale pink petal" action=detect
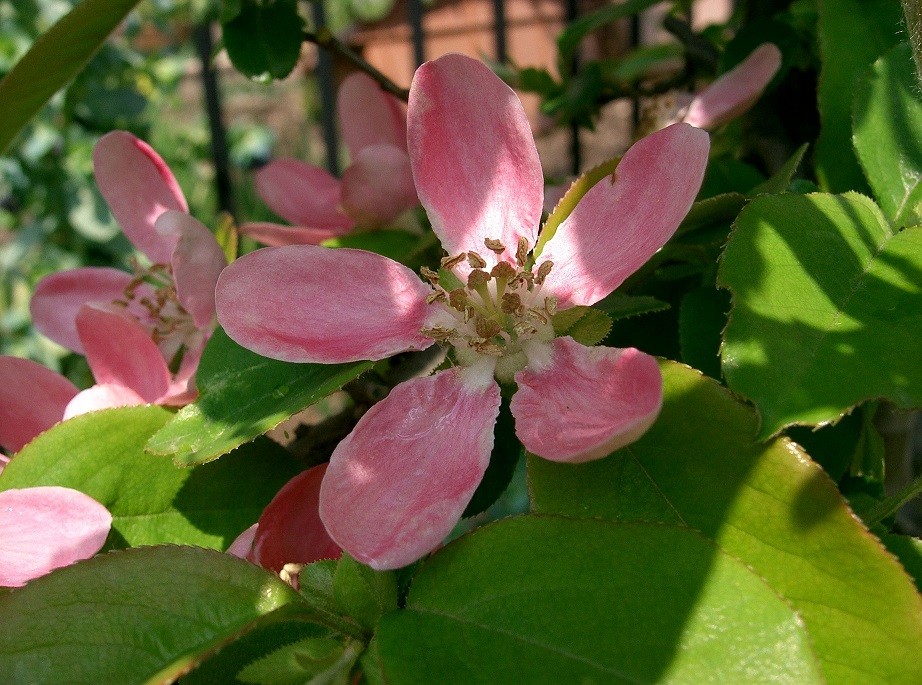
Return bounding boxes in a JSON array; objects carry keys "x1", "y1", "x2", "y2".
[
  {"x1": 76, "y1": 305, "x2": 170, "y2": 403},
  {"x1": 338, "y1": 71, "x2": 408, "y2": 157},
  {"x1": 683, "y1": 44, "x2": 782, "y2": 130},
  {"x1": 250, "y1": 464, "x2": 341, "y2": 572},
  {"x1": 63, "y1": 383, "x2": 148, "y2": 420},
  {"x1": 408, "y1": 54, "x2": 544, "y2": 259},
  {"x1": 161, "y1": 337, "x2": 206, "y2": 405},
  {"x1": 227, "y1": 523, "x2": 258, "y2": 559},
  {"x1": 238, "y1": 221, "x2": 354, "y2": 247},
  {"x1": 30, "y1": 267, "x2": 150, "y2": 353},
  {"x1": 0, "y1": 357, "x2": 78, "y2": 453},
  {"x1": 94, "y1": 131, "x2": 187, "y2": 264},
  {"x1": 254, "y1": 160, "x2": 353, "y2": 230},
  {"x1": 512, "y1": 337, "x2": 662, "y2": 463},
  {"x1": 216, "y1": 245, "x2": 433, "y2": 363},
  {"x1": 340, "y1": 145, "x2": 417, "y2": 225},
  {"x1": 0, "y1": 455, "x2": 9, "y2": 475},
  {"x1": 155, "y1": 211, "x2": 227, "y2": 328},
  {"x1": 320, "y1": 370, "x2": 500, "y2": 570},
  {"x1": 540, "y1": 123, "x2": 710, "y2": 308},
  {"x1": 0, "y1": 486, "x2": 112, "y2": 587}
]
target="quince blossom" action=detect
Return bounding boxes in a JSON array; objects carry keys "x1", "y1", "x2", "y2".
[
  {"x1": 240, "y1": 72, "x2": 417, "y2": 246},
  {"x1": 0, "y1": 486, "x2": 111, "y2": 587},
  {"x1": 26, "y1": 132, "x2": 226, "y2": 415},
  {"x1": 216, "y1": 54, "x2": 709, "y2": 570}
]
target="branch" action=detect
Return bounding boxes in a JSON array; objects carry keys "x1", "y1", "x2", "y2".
[{"x1": 304, "y1": 28, "x2": 410, "y2": 102}]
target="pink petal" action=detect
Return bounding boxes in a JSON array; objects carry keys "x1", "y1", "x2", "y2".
[
  {"x1": 238, "y1": 221, "x2": 354, "y2": 247},
  {"x1": 93, "y1": 131, "x2": 187, "y2": 264},
  {"x1": 155, "y1": 211, "x2": 227, "y2": 328},
  {"x1": 227, "y1": 523, "x2": 258, "y2": 559},
  {"x1": 250, "y1": 464, "x2": 341, "y2": 572},
  {"x1": 76, "y1": 304, "x2": 170, "y2": 403},
  {"x1": 0, "y1": 357, "x2": 78, "y2": 453},
  {"x1": 0, "y1": 486, "x2": 112, "y2": 587},
  {"x1": 340, "y1": 145, "x2": 418, "y2": 225},
  {"x1": 683, "y1": 44, "x2": 782, "y2": 130},
  {"x1": 63, "y1": 383, "x2": 148, "y2": 420},
  {"x1": 511, "y1": 337, "x2": 662, "y2": 463},
  {"x1": 320, "y1": 370, "x2": 501, "y2": 570},
  {"x1": 254, "y1": 160, "x2": 354, "y2": 230},
  {"x1": 540, "y1": 123, "x2": 710, "y2": 308},
  {"x1": 161, "y1": 337, "x2": 207, "y2": 405},
  {"x1": 408, "y1": 54, "x2": 544, "y2": 259},
  {"x1": 30, "y1": 267, "x2": 150, "y2": 353},
  {"x1": 216, "y1": 245, "x2": 433, "y2": 363},
  {"x1": 338, "y1": 71, "x2": 408, "y2": 157}
]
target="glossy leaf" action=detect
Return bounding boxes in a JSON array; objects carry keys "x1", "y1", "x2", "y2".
[
  {"x1": 378, "y1": 517, "x2": 822, "y2": 683},
  {"x1": 854, "y1": 42, "x2": 922, "y2": 225},
  {"x1": 719, "y1": 192, "x2": 922, "y2": 437},
  {"x1": 0, "y1": 0, "x2": 141, "y2": 154},
  {"x1": 551, "y1": 305, "x2": 612, "y2": 346},
  {"x1": 0, "y1": 546, "x2": 305, "y2": 684},
  {"x1": 147, "y1": 328, "x2": 373, "y2": 466},
  {"x1": 815, "y1": 0, "x2": 902, "y2": 192},
  {"x1": 0, "y1": 406, "x2": 300, "y2": 550},
  {"x1": 748, "y1": 143, "x2": 808, "y2": 197},
  {"x1": 530, "y1": 361, "x2": 922, "y2": 684},
  {"x1": 333, "y1": 554, "x2": 398, "y2": 632},
  {"x1": 237, "y1": 637, "x2": 360, "y2": 685},
  {"x1": 221, "y1": 0, "x2": 304, "y2": 80}
]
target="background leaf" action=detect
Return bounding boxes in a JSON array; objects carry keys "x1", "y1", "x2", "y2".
[
  {"x1": 147, "y1": 328, "x2": 373, "y2": 466},
  {"x1": 221, "y1": 0, "x2": 305, "y2": 80},
  {"x1": 377, "y1": 517, "x2": 823, "y2": 684},
  {"x1": 853, "y1": 42, "x2": 922, "y2": 225},
  {"x1": 0, "y1": 546, "x2": 305, "y2": 684},
  {"x1": 718, "y1": 192, "x2": 922, "y2": 437},
  {"x1": 0, "y1": 406, "x2": 300, "y2": 550},
  {"x1": 530, "y1": 361, "x2": 922, "y2": 684},
  {"x1": 0, "y1": 0, "x2": 142, "y2": 154}
]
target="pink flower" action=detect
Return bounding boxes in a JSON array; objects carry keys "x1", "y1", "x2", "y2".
[
  {"x1": 228, "y1": 464, "x2": 341, "y2": 585},
  {"x1": 216, "y1": 54, "x2": 709, "y2": 570},
  {"x1": 0, "y1": 486, "x2": 111, "y2": 587},
  {"x1": 240, "y1": 72, "x2": 417, "y2": 247},
  {"x1": 28, "y1": 131, "x2": 227, "y2": 411},
  {"x1": 648, "y1": 43, "x2": 782, "y2": 132}
]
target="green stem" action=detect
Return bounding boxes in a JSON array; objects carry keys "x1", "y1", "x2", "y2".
[
  {"x1": 304, "y1": 28, "x2": 410, "y2": 102},
  {"x1": 862, "y1": 472, "x2": 922, "y2": 527},
  {"x1": 902, "y1": 0, "x2": 922, "y2": 87}
]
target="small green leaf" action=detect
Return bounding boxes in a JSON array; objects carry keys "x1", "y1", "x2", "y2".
[
  {"x1": 719, "y1": 192, "x2": 922, "y2": 437},
  {"x1": 222, "y1": 0, "x2": 305, "y2": 80},
  {"x1": 0, "y1": 546, "x2": 306, "y2": 684},
  {"x1": 238, "y1": 637, "x2": 359, "y2": 685},
  {"x1": 748, "y1": 143, "x2": 809, "y2": 197},
  {"x1": 592, "y1": 292, "x2": 670, "y2": 321},
  {"x1": 880, "y1": 534, "x2": 922, "y2": 593},
  {"x1": 325, "y1": 229, "x2": 421, "y2": 264},
  {"x1": 333, "y1": 554, "x2": 398, "y2": 632},
  {"x1": 216, "y1": 212, "x2": 240, "y2": 263},
  {"x1": 0, "y1": 0, "x2": 142, "y2": 154},
  {"x1": 551, "y1": 305, "x2": 612, "y2": 346},
  {"x1": 147, "y1": 328, "x2": 373, "y2": 466},
  {"x1": 377, "y1": 517, "x2": 823, "y2": 683},
  {"x1": 854, "y1": 43, "x2": 922, "y2": 225},
  {"x1": 0, "y1": 406, "x2": 300, "y2": 550},
  {"x1": 530, "y1": 361, "x2": 922, "y2": 684},
  {"x1": 556, "y1": 0, "x2": 661, "y2": 73},
  {"x1": 675, "y1": 192, "x2": 746, "y2": 238}
]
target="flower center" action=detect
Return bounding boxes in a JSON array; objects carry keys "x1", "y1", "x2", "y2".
[
  {"x1": 421, "y1": 237, "x2": 556, "y2": 383},
  {"x1": 112, "y1": 260, "x2": 200, "y2": 370}
]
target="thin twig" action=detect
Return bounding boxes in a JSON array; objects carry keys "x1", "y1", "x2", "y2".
[{"x1": 304, "y1": 28, "x2": 411, "y2": 101}]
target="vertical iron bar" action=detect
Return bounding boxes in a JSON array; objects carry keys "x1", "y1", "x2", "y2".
[
  {"x1": 409, "y1": 0, "x2": 426, "y2": 67},
  {"x1": 312, "y1": 0, "x2": 340, "y2": 175},
  {"x1": 193, "y1": 23, "x2": 235, "y2": 218},
  {"x1": 565, "y1": 0, "x2": 581, "y2": 174},
  {"x1": 493, "y1": 0, "x2": 508, "y2": 62}
]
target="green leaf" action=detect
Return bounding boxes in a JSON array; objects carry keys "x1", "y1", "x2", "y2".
[
  {"x1": 675, "y1": 192, "x2": 746, "y2": 238},
  {"x1": 592, "y1": 292, "x2": 670, "y2": 321},
  {"x1": 325, "y1": 229, "x2": 422, "y2": 265},
  {"x1": 556, "y1": 0, "x2": 661, "y2": 73},
  {"x1": 854, "y1": 42, "x2": 922, "y2": 225},
  {"x1": 461, "y1": 396, "x2": 522, "y2": 518},
  {"x1": 0, "y1": 546, "x2": 306, "y2": 684},
  {"x1": 333, "y1": 554, "x2": 398, "y2": 633},
  {"x1": 0, "y1": 0, "x2": 142, "y2": 155},
  {"x1": 815, "y1": 0, "x2": 902, "y2": 192},
  {"x1": 0, "y1": 406, "x2": 300, "y2": 550},
  {"x1": 880, "y1": 534, "x2": 922, "y2": 593},
  {"x1": 718, "y1": 192, "x2": 922, "y2": 437},
  {"x1": 377, "y1": 517, "x2": 823, "y2": 683},
  {"x1": 530, "y1": 361, "x2": 922, "y2": 684},
  {"x1": 551, "y1": 305, "x2": 612, "y2": 346},
  {"x1": 238, "y1": 636, "x2": 360, "y2": 685},
  {"x1": 222, "y1": 0, "x2": 305, "y2": 80},
  {"x1": 679, "y1": 286, "x2": 729, "y2": 379},
  {"x1": 748, "y1": 143, "x2": 809, "y2": 197},
  {"x1": 147, "y1": 328, "x2": 373, "y2": 466}
]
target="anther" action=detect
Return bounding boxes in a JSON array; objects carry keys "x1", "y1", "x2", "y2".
[
  {"x1": 516, "y1": 237, "x2": 530, "y2": 267},
  {"x1": 467, "y1": 269, "x2": 490, "y2": 289},
  {"x1": 448, "y1": 289, "x2": 468, "y2": 311},
  {"x1": 491, "y1": 262, "x2": 516, "y2": 281},
  {"x1": 544, "y1": 296, "x2": 558, "y2": 316},
  {"x1": 426, "y1": 290, "x2": 447, "y2": 305},
  {"x1": 501, "y1": 292, "x2": 525, "y2": 316},
  {"x1": 474, "y1": 316, "x2": 501, "y2": 339},
  {"x1": 535, "y1": 260, "x2": 554, "y2": 285},
  {"x1": 484, "y1": 238, "x2": 505, "y2": 254},
  {"x1": 441, "y1": 253, "x2": 466, "y2": 270},
  {"x1": 420, "y1": 266, "x2": 439, "y2": 284}
]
